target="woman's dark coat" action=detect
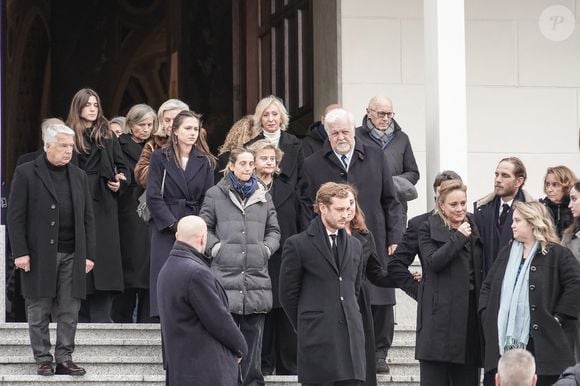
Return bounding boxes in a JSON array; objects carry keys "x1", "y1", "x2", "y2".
[
  {"x1": 147, "y1": 147, "x2": 214, "y2": 317},
  {"x1": 353, "y1": 230, "x2": 399, "y2": 386},
  {"x1": 280, "y1": 216, "x2": 365, "y2": 384},
  {"x1": 157, "y1": 241, "x2": 248, "y2": 386},
  {"x1": 301, "y1": 139, "x2": 402, "y2": 305},
  {"x1": 117, "y1": 134, "x2": 150, "y2": 288},
  {"x1": 541, "y1": 196, "x2": 573, "y2": 239},
  {"x1": 479, "y1": 242, "x2": 580, "y2": 375},
  {"x1": 416, "y1": 213, "x2": 484, "y2": 364},
  {"x1": 7, "y1": 155, "x2": 96, "y2": 299},
  {"x1": 73, "y1": 133, "x2": 129, "y2": 293}
]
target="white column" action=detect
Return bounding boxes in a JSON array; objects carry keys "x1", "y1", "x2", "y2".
[{"x1": 424, "y1": 0, "x2": 468, "y2": 209}]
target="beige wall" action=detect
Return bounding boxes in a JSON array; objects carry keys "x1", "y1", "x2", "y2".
[{"x1": 339, "y1": 0, "x2": 580, "y2": 218}]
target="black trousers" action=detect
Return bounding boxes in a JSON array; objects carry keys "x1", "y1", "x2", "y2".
[
  {"x1": 261, "y1": 307, "x2": 297, "y2": 375},
  {"x1": 419, "y1": 360, "x2": 479, "y2": 386},
  {"x1": 371, "y1": 304, "x2": 394, "y2": 360},
  {"x1": 79, "y1": 291, "x2": 114, "y2": 323},
  {"x1": 233, "y1": 313, "x2": 265, "y2": 386},
  {"x1": 25, "y1": 252, "x2": 81, "y2": 364},
  {"x1": 111, "y1": 288, "x2": 154, "y2": 323}
]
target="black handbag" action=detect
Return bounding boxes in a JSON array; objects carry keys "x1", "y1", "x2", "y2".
[{"x1": 136, "y1": 169, "x2": 165, "y2": 222}]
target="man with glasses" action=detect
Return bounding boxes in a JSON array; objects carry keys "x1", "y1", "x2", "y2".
[{"x1": 356, "y1": 95, "x2": 419, "y2": 373}]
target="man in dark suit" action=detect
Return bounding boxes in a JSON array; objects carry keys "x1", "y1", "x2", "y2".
[
  {"x1": 387, "y1": 170, "x2": 463, "y2": 299},
  {"x1": 280, "y1": 182, "x2": 365, "y2": 386},
  {"x1": 7, "y1": 124, "x2": 95, "y2": 376},
  {"x1": 157, "y1": 216, "x2": 248, "y2": 386},
  {"x1": 300, "y1": 108, "x2": 402, "y2": 374}
]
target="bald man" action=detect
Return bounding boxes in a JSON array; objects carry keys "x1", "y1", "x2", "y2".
[
  {"x1": 157, "y1": 216, "x2": 248, "y2": 386},
  {"x1": 302, "y1": 103, "x2": 341, "y2": 157}
]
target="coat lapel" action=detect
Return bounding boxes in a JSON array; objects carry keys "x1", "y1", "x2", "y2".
[
  {"x1": 278, "y1": 132, "x2": 298, "y2": 179},
  {"x1": 162, "y1": 151, "x2": 190, "y2": 198},
  {"x1": 271, "y1": 176, "x2": 293, "y2": 209},
  {"x1": 308, "y1": 217, "x2": 339, "y2": 274},
  {"x1": 184, "y1": 149, "x2": 208, "y2": 184},
  {"x1": 33, "y1": 156, "x2": 57, "y2": 200}
]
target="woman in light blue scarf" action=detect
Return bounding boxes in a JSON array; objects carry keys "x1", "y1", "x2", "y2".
[{"x1": 480, "y1": 201, "x2": 580, "y2": 386}]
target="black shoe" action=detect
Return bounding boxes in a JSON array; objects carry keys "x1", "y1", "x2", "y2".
[
  {"x1": 55, "y1": 360, "x2": 86, "y2": 376},
  {"x1": 376, "y1": 359, "x2": 390, "y2": 374},
  {"x1": 37, "y1": 361, "x2": 54, "y2": 376}
]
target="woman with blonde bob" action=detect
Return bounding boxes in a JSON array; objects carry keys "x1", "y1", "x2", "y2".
[
  {"x1": 480, "y1": 201, "x2": 580, "y2": 386},
  {"x1": 540, "y1": 165, "x2": 577, "y2": 238}
]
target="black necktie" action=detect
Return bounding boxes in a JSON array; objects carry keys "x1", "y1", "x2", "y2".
[
  {"x1": 498, "y1": 203, "x2": 510, "y2": 231},
  {"x1": 340, "y1": 155, "x2": 348, "y2": 170},
  {"x1": 330, "y1": 234, "x2": 340, "y2": 268}
]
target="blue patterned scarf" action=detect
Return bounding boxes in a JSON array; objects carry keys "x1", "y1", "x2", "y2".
[{"x1": 228, "y1": 172, "x2": 258, "y2": 200}]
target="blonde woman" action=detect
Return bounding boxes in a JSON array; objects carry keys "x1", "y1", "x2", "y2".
[
  {"x1": 540, "y1": 165, "x2": 577, "y2": 238},
  {"x1": 480, "y1": 201, "x2": 580, "y2": 386}
]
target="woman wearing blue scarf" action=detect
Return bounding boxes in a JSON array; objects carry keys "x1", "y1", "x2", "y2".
[
  {"x1": 480, "y1": 201, "x2": 580, "y2": 386},
  {"x1": 200, "y1": 147, "x2": 280, "y2": 386}
]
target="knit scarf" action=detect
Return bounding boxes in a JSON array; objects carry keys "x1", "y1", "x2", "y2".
[
  {"x1": 228, "y1": 172, "x2": 258, "y2": 200},
  {"x1": 366, "y1": 118, "x2": 395, "y2": 149},
  {"x1": 497, "y1": 240, "x2": 539, "y2": 354}
]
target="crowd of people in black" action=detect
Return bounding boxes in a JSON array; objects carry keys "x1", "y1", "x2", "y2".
[{"x1": 5, "y1": 88, "x2": 580, "y2": 386}]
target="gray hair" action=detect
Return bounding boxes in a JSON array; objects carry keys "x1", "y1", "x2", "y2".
[
  {"x1": 155, "y1": 99, "x2": 189, "y2": 137},
  {"x1": 109, "y1": 116, "x2": 128, "y2": 134},
  {"x1": 497, "y1": 349, "x2": 536, "y2": 386},
  {"x1": 323, "y1": 108, "x2": 355, "y2": 132},
  {"x1": 43, "y1": 124, "x2": 75, "y2": 148}
]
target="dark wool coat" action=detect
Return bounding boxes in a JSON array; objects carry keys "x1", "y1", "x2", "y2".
[
  {"x1": 479, "y1": 243, "x2": 580, "y2": 375},
  {"x1": 387, "y1": 211, "x2": 433, "y2": 300},
  {"x1": 473, "y1": 189, "x2": 534, "y2": 274},
  {"x1": 280, "y1": 216, "x2": 365, "y2": 384},
  {"x1": 117, "y1": 134, "x2": 150, "y2": 288},
  {"x1": 301, "y1": 120, "x2": 327, "y2": 157},
  {"x1": 7, "y1": 155, "x2": 96, "y2": 299},
  {"x1": 73, "y1": 134, "x2": 129, "y2": 293},
  {"x1": 541, "y1": 196, "x2": 573, "y2": 239},
  {"x1": 553, "y1": 364, "x2": 580, "y2": 386},
  {"x1": 147, "y1": 147, "x2": 214, "y2": 317},
  {"x1": 301, "y1": 140, "x2": 402, "y2": 305},
  {"x1": 356, "y1": 116, "x2": 420, "y2": 186},
  {"x1": 200, "y1": 177, "x2": 280, "y2": 315},
  {"x1": 416, "y1": 214, "x2": 484, "y2": 365},
  {"x1": 158, "y1": 241, "x2": 248, "y2": 386},
  {"x1": 268, "y1": 175, "x2": 301, "y2": 308}
]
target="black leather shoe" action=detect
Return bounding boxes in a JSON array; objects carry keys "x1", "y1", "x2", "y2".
[
  {"x1": 37, "y1": 361, "x2": 54, "y2": 376},
  {"x1": 376, "y1": 359, "x2": 390, "y2": 374},
  {"x1": 55, "y1": 360, "x2": 86, "y2": 376}
]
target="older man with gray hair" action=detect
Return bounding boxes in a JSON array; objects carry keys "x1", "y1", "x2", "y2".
[
  {"x1": 496, "y1": 349, "x2": 537, "y2": 386},
  {"x1": 8, "y1": 123, "x2": 95, "y2": 376}
]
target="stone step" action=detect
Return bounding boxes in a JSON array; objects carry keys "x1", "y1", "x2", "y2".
[
  {"x1": 0, "y1": 356, "x2": 163, "y2": 375},
  {"x1": 0, "y1": 323, "x2": 162, "y2": 340},
  {"x1": 0, "y1": 374, "x2": 165, "y2": 385},
  {"x1": 264, "y1": 375, "x2": 419, "y2": 386}
]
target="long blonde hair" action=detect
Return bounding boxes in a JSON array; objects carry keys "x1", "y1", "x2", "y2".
[
  {"x1": 218, "y1": 115, "x2": 258, "y2": 155},
  {"x1": 513, "y1": 201, "x2": 560, "y2": 254}
]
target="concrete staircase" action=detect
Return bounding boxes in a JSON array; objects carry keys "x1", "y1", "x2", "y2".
[{"x1": 0, "y1": 317, "x2": 419, "y2": 385}]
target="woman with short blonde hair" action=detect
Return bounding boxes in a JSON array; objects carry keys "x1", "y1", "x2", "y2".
[{"x1": 540, "y1": 165, "x2": 577, "y2": 237}]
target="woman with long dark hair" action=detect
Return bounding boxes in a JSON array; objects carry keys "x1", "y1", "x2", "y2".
[
  {"x1": 67, "y1": 88, "x2": 129, "y2": 322},
  {"x1": 147, "y1": 110, "x2": 215, "y2": 319}
]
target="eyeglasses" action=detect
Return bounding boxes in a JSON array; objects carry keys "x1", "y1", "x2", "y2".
[{"x1": 369, "y1": 109, "x2": 395, "y2": 119}]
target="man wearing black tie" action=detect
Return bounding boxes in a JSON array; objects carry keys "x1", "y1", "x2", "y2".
[
  {"x1": 473, "y1": 156, "x2": 535, "y2": 386},
  {"x1": 280, "y1": 182, "x2": 366, "y2": 386}
]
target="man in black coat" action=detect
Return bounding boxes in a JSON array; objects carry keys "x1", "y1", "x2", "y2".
[
  {"x1": 157, "y1": 216, "x2": 248, "y2": 386},
  {"x1": 302, "y1": 103, "x2": 341, "y2": 157},
  {"x1": 300, "y1": 108, "x2": 402, "y2": 374},
  {"x1": 7, "y1": 124, "x2": 95, "y2": 376},
  {"x1": 356, "y1": 95, "x2": 420, "y2": 227},
  {"x1": 280, "y1": 182, "x2": 365, "y2": 385},
  {"x1": 388, "y1": 170, "x2": 463, "y2": 299}
]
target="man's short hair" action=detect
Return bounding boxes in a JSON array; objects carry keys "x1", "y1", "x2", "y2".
[
  {"x1": 323, "y1": 108, "x2": 355, "y2": 131},
  {"x1": 314, "y1": 182, "x2": 350, "y2": 214},
  {"x1": 497, "y1": 349, "x2": 536, "y2": 386},
  {"x1": 432, "y1": 170, "x2": 463, "y2": 193},
  {"x1": 43, "y1": 124, "x2": 75, "y2": 146},
  {"x1": 499, "y1": 156, "x2": 527, "y2": 187}
]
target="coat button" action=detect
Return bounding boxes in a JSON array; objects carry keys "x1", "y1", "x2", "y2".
[
  {"x1": 339, "y1": 277, "x2": 343, "y2": 281},
  {"x1": 51, "y1": 204, "x2": 56, "y2": 209},
  {"x1": 50, "y1": 221, "x2": 55, "y2": 226},
  {"x1": 50, "y1": 240, "x2": 55, "y2": 245},
  {"x1": 340, "y1": 296, "x2": 344, "y2": 301},
  {"x1": 531, "y1": 305, "x2": 536, "y2": 311},
  {"x1": 529, "y1": 285, "x2": 535, "y2": 291},
  {"x1": 530, "y1": 266, "x2": 536, "y2": 272},
  {"x1": 532, "y1": 324, "x2": 539, "y2": 331},
  {"x1": 239, "y1": 291, "x2": 243, "y2": 294}
]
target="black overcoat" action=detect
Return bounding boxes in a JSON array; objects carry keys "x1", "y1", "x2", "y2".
[
  {"x1": 158, "y1": 241, "x2": 248, "y2": 386},
  {"x1": 301, "y1": 140, "x2": 402, "y2": 305},
  {"x1": 280, "y1": 216, "x2": 365, "y2": 384},
  {"x1": 7, "y1": 155, "x2": 96, "y2": 299},
  {"x1": 117, "y1": 134, "x2": 150, "y2": 288},
  {"x1": 479, "y1": 243, "x2": 580, "y2": 375},
  {"x1": 416, "y1": 214, "x2": 484, "y2": 364},
  {"x1": 147, "y1": 147, "x2": 214, "y2": 317},
  {"x1": 73, "y1": 133, "x2": 129, "y2": 293},
  {"x1": 268, "y1": 175, "x2": 301, "y2": 308}
]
